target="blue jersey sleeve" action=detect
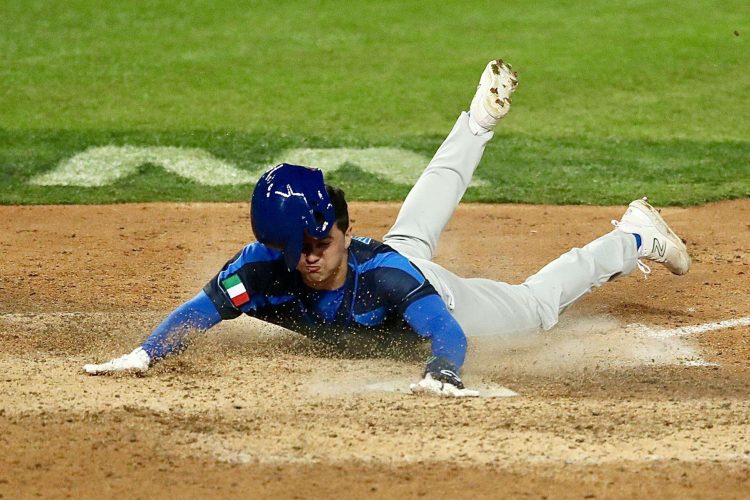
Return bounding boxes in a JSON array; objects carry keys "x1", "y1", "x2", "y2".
[
  {"x1": 403, "y1": 294, "x2": 467, "y2": 369},
  {"x1": 141, "y1": 290, "x2": 222, "y2": 360}
]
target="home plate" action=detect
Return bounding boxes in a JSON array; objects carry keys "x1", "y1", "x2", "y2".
[
  {"x1": 476, "y1": 386, "x2": 519, "y2": 398},
  {"x1": 362, "y1": 381, "x2": 518, "y2": 398}
]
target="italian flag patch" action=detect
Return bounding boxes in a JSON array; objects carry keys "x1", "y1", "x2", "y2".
[{"x1": 221, "y1": 274, "x2": 250, "y2": 307}]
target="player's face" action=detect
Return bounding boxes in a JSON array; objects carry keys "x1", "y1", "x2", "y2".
[{"x1": 297, "y1": 224, "x2": 352, "y2": 290}]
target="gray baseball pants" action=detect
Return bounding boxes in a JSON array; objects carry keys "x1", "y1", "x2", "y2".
[{"x1": 383, "y1": 112, "x2": 639, "y2": 337}]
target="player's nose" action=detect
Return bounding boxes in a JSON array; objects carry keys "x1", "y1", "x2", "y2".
[{"x1": 303, "y1": 251, "x2": 321, "y2": 263}]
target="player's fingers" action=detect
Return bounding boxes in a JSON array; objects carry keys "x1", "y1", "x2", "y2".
[
  {"x1": 83, "y1": 357, "x2": 129, "y2": 374},
  {"x1": 443, "y1": 384, "x2": 459, "y2": 397},
  {"x1": 409, "y1": 381, "x2": 432, "y2": 394},
  {"x1": 441, "y1": 383, "x2": 479, "y2": 398},
  {"x1": 410, "y1": 377, "x2": 443, "y2": 396},
  {"x1": 83, "y1": 362, "x2": 111, "y2": 375},
  {"x1": 410, "y1": 378, "x2": 479, "y2": 398}
]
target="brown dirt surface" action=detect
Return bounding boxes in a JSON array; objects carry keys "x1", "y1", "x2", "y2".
[{"x1": 1, "y1": 200, "x2": 749, "y2": 499}]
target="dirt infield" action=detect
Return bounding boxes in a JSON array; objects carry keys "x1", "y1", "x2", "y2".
[{"x1": 1, "y1": 200, "x2": 749, "y2": 498}]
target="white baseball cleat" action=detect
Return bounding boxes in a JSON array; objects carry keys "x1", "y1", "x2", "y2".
[
  {"x1": 469, "y1": 59, "x2": 518, "y2": 132},
  {"x1": 612, "y1": 197, "x2": 690, "y2": 276}
]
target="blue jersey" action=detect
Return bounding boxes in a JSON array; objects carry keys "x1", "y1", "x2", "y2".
[
  {"x1": 204, "y1": 237, "x2": 443, "y2": 346},
  {"x1": 141, "y1": 237, "x2": 467, "y2": 369}
]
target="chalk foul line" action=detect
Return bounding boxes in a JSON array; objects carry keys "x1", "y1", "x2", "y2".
[
  {"x1": 627, "y1": 316, "x2": 750, "y2": 368},
  {"x1": 628, "y1": 316, "x2": 750, "y2": 339}
]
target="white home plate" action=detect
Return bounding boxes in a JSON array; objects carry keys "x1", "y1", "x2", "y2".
[
  {"x1": 475, "y1": 386, "x2": 519, "y2": 398},
  {"x1": 362, "y1": 381, "x2": 518, "y2": 398}
]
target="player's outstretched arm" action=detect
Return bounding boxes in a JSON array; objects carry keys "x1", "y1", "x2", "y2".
[
  {"x1": 403, "y1": 295, "x2": 479, "y2": 397},
  {"x1": 83, "y1": 290, "x2": 222, "y2": 375}
]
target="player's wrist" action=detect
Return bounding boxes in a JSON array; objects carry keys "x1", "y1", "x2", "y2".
[{"x1": 424, "y1": 356, "x2": 464, "y2": 389}]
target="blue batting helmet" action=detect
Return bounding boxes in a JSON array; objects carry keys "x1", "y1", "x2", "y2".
[{"x1": 251, "y1": 163, "x2": 336, "y2": 271}]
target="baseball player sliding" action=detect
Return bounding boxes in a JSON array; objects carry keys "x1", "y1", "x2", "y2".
[{"x1": 84, "y1": 59, "x2": 690, "y2": 397}]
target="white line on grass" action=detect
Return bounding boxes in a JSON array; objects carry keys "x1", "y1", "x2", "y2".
[{"x1": 30, "y1": 145, "x2": 484, "y2": 188}]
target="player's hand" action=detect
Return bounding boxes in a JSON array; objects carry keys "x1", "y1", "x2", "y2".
[
  {"x1": 83, "y1": 347, "x2": 151, "y2": 375},
  {"x1": 410, "y1": 373, "x2": 479, "y2": 397},
  {"x1": 410, "y1": 356, "x2": 479, "y2": 397}
]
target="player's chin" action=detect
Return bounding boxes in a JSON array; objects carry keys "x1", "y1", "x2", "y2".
[{"x1": 301, "y1": 269, "x2": 327, "y2": 282}]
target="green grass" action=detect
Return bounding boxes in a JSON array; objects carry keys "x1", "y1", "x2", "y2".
[
  {"x1": 1, "y1": 0, "x2": 749, "y2": 205},
  {"x1": 3, "y1": 128, "x2": 747, "y2": 205}
]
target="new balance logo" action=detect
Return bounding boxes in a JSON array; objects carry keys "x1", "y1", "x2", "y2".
[{"x1": 652, "y1": 238, "x2": 666, "y2": 257}]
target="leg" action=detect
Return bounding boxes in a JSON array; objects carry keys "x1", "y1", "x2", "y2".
[
  {"x1": 413, "y1": 230, "x2": 639, "y2": 336},
  {"x1": 412, "y1": 258, "x2": 543, "y2": 335},
  {"x1": 383, "y1": 112, "x2": 493, "y2": 260},
  {"x1": 384, "y1": 59, "x2": 518, "y2": 261},
  {"x1": 418, "y1": 198, "x2": 690, "y2": 336},
  {"x1": 520, "y1": 230, "x2": 639, "y2": 330}
]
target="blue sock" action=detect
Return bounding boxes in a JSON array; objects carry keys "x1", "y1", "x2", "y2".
[{"x1": 633, "y1": 233, "x2": 642, "y2": 250}]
